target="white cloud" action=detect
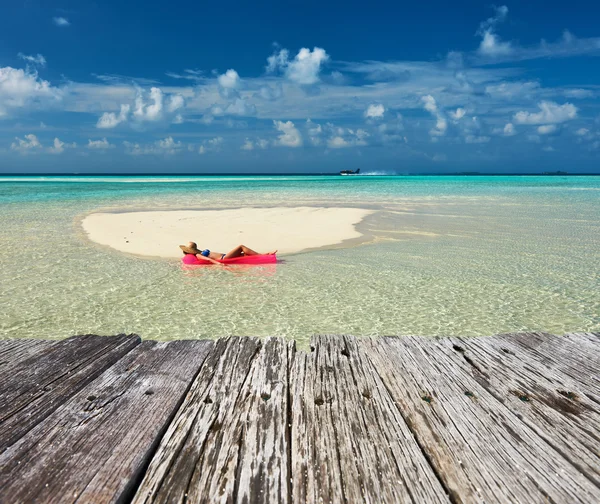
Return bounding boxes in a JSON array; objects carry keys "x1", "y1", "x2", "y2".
[
  {"x1": 18, "y1": 53, "x2": 46, "y2": 67},
  {"x1": 503, "y1": 123, "x2": 516, "y2": 136},
  {"x1": 465, "y1": 135, "x2": 491, "y2": 144},
  {"x1": 198, "y1": 136, "x2": 224, "y2": 154},
  {"x1": 274, "y1": 120, "x2": 303, "y2": 147},
  {"x1": 328, "y1": 136, "x2": 350, "y2": 148},
  {"x1": 97, "y1": 104, "x2": 130, "y2": 128},
  {"x1": 477, "y1": 6, "x2": 512, "y2": 56},
  {"x1": 48, "y1": 137, "x2": 76, "y2": 154},
  {"x1": 218, "y1": 69, "x2": 240, "y2": 89},
  {"x1": 326, "y1": 125, "x2": 369, "y2": 148},
  {"x1": 514, "y1": 101, "x2": 577, "y2": 125},
  {"x1": 167, "y1": 94, "x2": 185, "y2": 113},
  {"x1": 225, "y1": 98, "x2": 256, "y2": 116},
  {"x1": 267, "y1": 47, "x2": 329, "y2": 85},
  {"x1": 422, "y1": 95, "x2": 447, "y2": 137},
  {"x1": 53, "y1": 17, "x2": 70, "y2": 27},
  {"x1": 0, "y1": 66, "x2": 61, "y2": 117},
  {"x1": 450, "y1": 107, "x2": 466, "y2": 120},
  {"x1": 241, "y1": 138, "x2": 268, "y2": 151},
  {"x1": 478, "y1": 30, "x2": 512, "y2": 56},
  {"x1": 124, "y1": 136, "x2": 183, "y2": 155},
  {"x1": 564, "y1": 88, "x2": 594, "y2": 99},
  {"x1": 542, "y1": 146, "x2": 555, "y2": 152},
  {"x1": 267, "y1": 49, "x2": 289, "y2": 73},
  {"x1": 575, "y1": 128, "x2": 590, "y2": 136},
  {"x1": 306, "y1": 119, "x2": 323, "y2": 145},
  {"x1": 11, "y1": 134, "x2": 42, "y2": 153},
  {"x1": 365, "y1": 104, "x2": 385, "y2": 119},
  {"x1": 537, "y1": 124, "x2": 557, "y2": 135},
  {"x1": 133, "y1": 87, "x2": 164, "y2": 121},
  {"x1": 485, "y1": 81, "x2": 540, "y2": 100},
  {"x1": 87, "y1": 138, "x2": 115, "y2": 149},
  {"x1": 96, "y1": 86, "x2": 184, "y2": 128},
  {"x1": 258, "y1": 83, "x2": 283, "y2": 101}
]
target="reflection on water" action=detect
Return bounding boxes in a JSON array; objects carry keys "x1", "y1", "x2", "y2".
[{"x1": 1, "y1": 175, "x2": 599, "y2": 347}]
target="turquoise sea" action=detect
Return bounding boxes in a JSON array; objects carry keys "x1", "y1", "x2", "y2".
[{"x1": 1, "y1": 175, "x2": 599, "y2": 346}]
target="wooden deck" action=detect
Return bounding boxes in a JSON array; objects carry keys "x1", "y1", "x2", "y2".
[{"x1": 0, "y1": 333, "x2": 599, "y2": 503}]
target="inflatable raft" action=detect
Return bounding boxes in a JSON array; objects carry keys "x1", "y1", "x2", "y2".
[{"x1": 182, "y1": 253, "x2": 277, "y2": 266}]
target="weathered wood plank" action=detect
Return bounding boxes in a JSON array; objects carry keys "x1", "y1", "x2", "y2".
[
  {"x1": 0, "y1": 339, "x2": 212, "y2": 504},
  {"x1": 361, "y1": 336, "x2": 600, "y2": 503},
  {"x1": 564, "y1": 332, "x2": 600, "y2": 346},
  {"x1": 290, "y1": 335, "x2": 449, "y2": 504},
  {"x1": 0, "y1": 333, "x2": 140, "y2": 451},
  {"x1": 494, "y1": 332, "x2": 600, "y2": 399},
  {"x1": 132, "y1": 336, "x2": 290, "y2": 504},
  {"x1": 0, "y1": 338, "x2": 56, "y2": 373},
  {"x1": 445, "y1": 335, "x2": 600, "y2": 487}
]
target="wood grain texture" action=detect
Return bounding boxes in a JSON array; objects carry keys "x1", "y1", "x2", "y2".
[
  {"x1": 0, "y1": 333, "x2": 140, "y2": 451},
  {"x1": 132, "y1": 336, "x2": 291, "y2": 504},
  {"x1": 0, "y1": 338, "x2": 56, "y2": 373},
  {"x1": 0, "y1": 339, "x2": 212, "y2": 504},
  {"x1": 445, "y1": 335, "x2": 600, "y2": 488},
  {"x1": 290, "y1": 335, "x2": 449, "y2": 504},
  {"x1": 361, "y1": 336, "x2": 600, "y2": 503},
  {"x1": 494, "y1": 332, "x2": 600, "y2": 399}
]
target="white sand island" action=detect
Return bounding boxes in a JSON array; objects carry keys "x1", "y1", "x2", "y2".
[{"x1": 82, "y1": 207, "x2": 373, "y2": 257}]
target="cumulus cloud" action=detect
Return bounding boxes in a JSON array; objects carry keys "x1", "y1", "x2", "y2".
[
  {"x1": 198, "y1": 136, "x2": 224, "y2": 154},
  {"x1": 96, "y1": 87, "x2": 184, "y2": 128},
  {"x1": 97, "y1": 104, "x2": 130, "y2": 129},
  {"x1": 450, "y1": 108, "x2": 466, "y2": 121},
  {"x1": 326, "y1": 124, "x2": 369, "y2": 148},
  {"x1": 87, "y1": 138, "x2": 115, "y2": 149},
  {"x1": 422, "y1": 95, "x2": 447, "y2": 137},
  {"x1": 306, "y1": 119, "x2": 323, "y2": 145},
  {"x1": 258, "y1": 83, "x2": 283, "y2": 101},
  {"x1": 53, "y1": 17, "x2": 70, "y2": 27},
  {"x1": 503, "y1": 123, "x2": 516, "y2": 136},
  {"x1": 477, "y1": 5, "x2": 511, "y2": 56},
  {"x1": 218, "y1": 69, "x2": 240, "y2": 89},
  {"x1": 273, "y1": 120, "x2": 303, "y2": 147},
  {"x1": 514, "y1": 101, "x2": 577, "y2": 125},
  {"x1": 0, "y1": 66, "x2": 61, "y2": 117},
  {"x1": 365, "y1": 104, "x2": 385, "y2": 119},
  {"x1": 48, "y1": 137, "x2": 76, "y2": 154},
  {"x1": 267, "y1": 47, "x2": 329, "y2": 85},
  {"x1": 537, "y1": 124, "x2": 558, "y2": 135},
  {"x1": 18, "y1": 53, "x2": 46, "y2": 67},
  {"x1": 11, "y1": 134, "x2": 42, "y2": 153},
  {"x1": 124, "y1": 136, "x2": 183, "y2": 155},
  {"x1": 225, "y1": 98, "x2": 256, "y2": 116},
  {"x1": 133, "y1": 87, "x2": 164, "y2": 121},
  {"x1": 575, "y1": 128, "x2": 590, "y2": 136},
  {"x1": 478, "y1": 30, "x2": 512, "y2": 57},
  {"x1": 241, "y1": 138, "x2": 268, "y2": 151}
]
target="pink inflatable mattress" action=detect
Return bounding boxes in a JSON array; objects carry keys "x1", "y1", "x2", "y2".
[{"x1": 182, "y1": 254, "x2": 277, "y2": 266}]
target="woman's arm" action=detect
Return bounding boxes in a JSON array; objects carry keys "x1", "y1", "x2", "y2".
[{"x1": 196, "y1": 254, "x2": 223, "y2": 265}]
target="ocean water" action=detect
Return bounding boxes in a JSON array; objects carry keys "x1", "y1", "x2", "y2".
[{"x1": 1, "y1": 175, "x2": 599, "y2": 346}]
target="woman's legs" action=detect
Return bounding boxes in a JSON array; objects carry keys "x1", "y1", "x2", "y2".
[
  {"x1": 221, "y1": 244, "x2": 258, "y2": 260},
  {"x1": 222, "y1": 244, "x2": 280, "y2": 260}
]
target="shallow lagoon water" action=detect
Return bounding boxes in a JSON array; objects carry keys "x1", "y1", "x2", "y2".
[{"x1": 1, "y1": 175, "x2": 599, "y2": 347}]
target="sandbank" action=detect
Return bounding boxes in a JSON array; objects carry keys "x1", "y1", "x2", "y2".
[{"x1": 81, "y1": 206, "x2": 373, "y2": 257}]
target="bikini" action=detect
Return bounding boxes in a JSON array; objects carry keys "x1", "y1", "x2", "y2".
[{"x1": 201, "y1": 249, "x2": 226, "y2": 260}]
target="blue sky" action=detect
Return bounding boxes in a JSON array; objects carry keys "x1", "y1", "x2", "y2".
[{"x1": 1, "y1": 1, "x2": 599, "y2": 173}]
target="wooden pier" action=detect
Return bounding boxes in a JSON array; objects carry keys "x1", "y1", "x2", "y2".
[{"x1": 0, "y1": 332, "x2": 599, "y2": 503}]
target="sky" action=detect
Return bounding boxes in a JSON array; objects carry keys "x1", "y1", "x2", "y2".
[{"x1": 1, "y1": 0, "x2": 600, "y2": 173}]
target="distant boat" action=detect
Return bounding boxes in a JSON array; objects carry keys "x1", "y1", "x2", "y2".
[{"x1": 339, "y1": 168, "x2": 360, "y2": 176}]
